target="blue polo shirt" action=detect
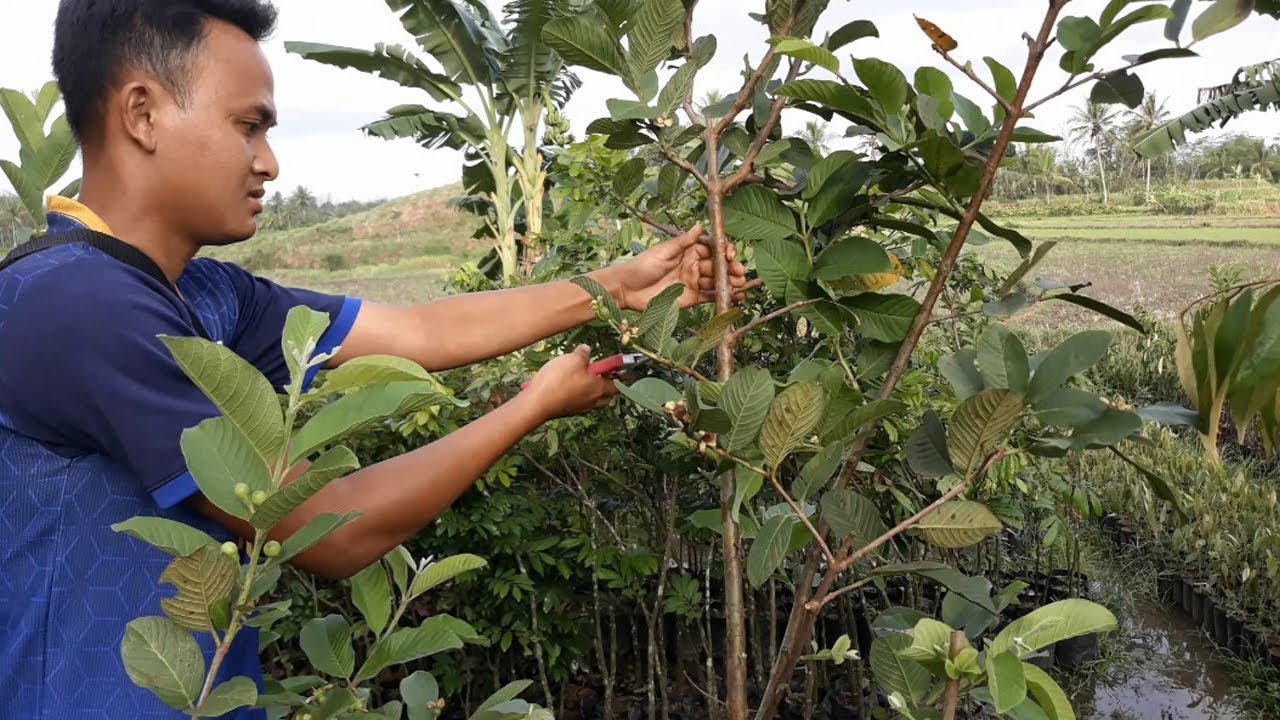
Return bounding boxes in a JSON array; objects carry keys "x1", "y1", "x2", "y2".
[{"x1": 0, "y1": 202, "x2": 362, "y2": 719}]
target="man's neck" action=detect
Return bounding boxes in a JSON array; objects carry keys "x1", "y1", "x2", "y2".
[{"x1": 77, "y1": 169, "x2": 199, "y2": 285}]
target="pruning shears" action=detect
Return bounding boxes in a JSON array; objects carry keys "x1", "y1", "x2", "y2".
[{"x1": 520, "y1": 353, "x2": 650, "y2": 391}]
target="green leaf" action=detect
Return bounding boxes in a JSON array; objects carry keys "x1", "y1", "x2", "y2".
[
  {"x1": 843, "y1": 293, "x2": 920, "y2": 343},
  {"x1": 194, "y1": 677, "x2": 258, "y2": 717},
  {"x1": 0, "y1": 88, "x2": 42, "y2": 153},
  {"x1": 952, "y1": 92, "x2": 992, "y2": 136},
  {"x1": 120, "y1": 617, "x2": 205, "y2": 711},
  {"x1": 723, "y1": 185, "x2": 797, "y2": 242},
  {"x1": 314, "y1": 355, "x2": 443, "y2": 397},
  {"x1": 572, "y1": 275, "x2": 622, "y2": 320},
  {"x1": 987, "y1": 652, "x2": 1027, "y2": 714},
  {"x1": 626, "y1": 0, "x2": 683, "y2": 80},
  {"x1": 948, "y1": 389, "x2": 1023, "y2": 478},
  {"x1": 1057, "y1": 16, "x2": 1101, "y2": 52},
  {"x1": 636, "y1": 283, "x2": 684, "y2": 347},
  {"x1": 617, "y1": 377, "x2": 681, "y2": 414},
  {"x1": 402, "y1": 671, "x2": 441, "y2": 720},
  {"x1": 291, "y1": 382, "x2": 458, "y2": 462},
  {"x1": 918, "y1": 501, "x2": 1002, "y2": 549},
  {"x1": 813, "y1": 237, "x2": 890, "y2": 280},
  {"x1": 854, "y1": 57, "x2": 909, "y2": 114},
  {"x1": 693, "y1": 309, "x2": 746, "y2": 360},
  {"x1": 1070, "y1": 408, "x2": 1142, "y2": 449},
  {"x1": 818, "y1": 397, "x2": 904, "y2": 446},
  {"x1": 940, "y1": 349, "x2": 983, "y2": 400},
  {"x1": 907, "y1": 411, "x2": 954, "y2": 478},
  {"x1": 613, "y1": 156, "x2": 647, "y2": 198},
  {"x1": 827, "y1": 20, "x2": 879, "y2": 50},
  {"x1": 983, "y1": 57, "x2": 1017, "y2": 104},
  {"x1": 284, "y1": 42, "x2": 461, "y2": 102},
  {"x1": 355, "y1": 617, "x2": 467, "y2": 682},
  {"x1": 871, "y1": 562, "x2": 997, "y2": 613},
  {"x1": 160, "y1": 336, "x2": 284, "y2": 466},
  {"x1": 775, "y1": 79, "x2": 879, "y2": 124},
  {"x1": 180, "y1": 417, "x2": 271, "y2": 521},
  {"x1": 768, "y1": 36, "x2": 839, "y2": 73},
  {"x1": 658, "y1": 36, "x2": 716, "y2": 115},
  {"x1": 1044, "y1": 294, "x2": 1145, "y2": 333},
  {"x1": 1028, "y1": 331, "x2": 1113, "y2": 404},
  {"x1": 898, "y1": 617, "x2": 953, "y2": 662},
  {"x1": 755, "y1": 238, "x2": 810, "y2": 299},
  {"x1": 351, "y1": 562, "x2": 393, "y2": 636},
  {"x1": 1166, "y1": 0, "x2": 1193, "y2": 40},
  {"x1": 747, "y1": 514, "x2": 796, "y2": 587},
  {"x1": 251, "y1": 446, "x2": 360, "y2": 531},
  {"x1": 720, "y1": 367, "x2": 776, "y2": 452},
  {"x1": 1022, "y1": 663, "x2": 1076, "y2": 720},
  {"x1": 111, "y1": 517, "x2": 217, "y2": 558},
  {"x1": 388, "y1": 0, "x2": 495, "y2": 86},
  {"x1": 159, "y1": 545, "x2": 238, "y2": 633},
  {"x1": 300, "y1": 615, "x2": 356, "y2": 679},
  {"x1": 1192, "y1": 0, "x2": 1255, "y2": 41},
  {"x1": 273, "y1": 512, "x2": 362, "y2": 566},
  {"x1": 1011, "y1": 127, "x2": 1062, "y2": 143},
  {"x1": 822, "y1": 490, "x2": 885, "y2": 547},
  {"x1": 759, "y1": 382, "x2": 825, "y2": 467},
  {"x1": 1091, "y1": 69, "x2": 1144, "y2": 108},
  {"x1": 794, "y1": 442, "x2": 843, "y2": 501},
  {"x1": 473, "y1": 681, "x2": 535, "y2": 720},
  {"x1": 990, "y1": 598, "x2": 1117, "y2": 657},
  {"x1": 543, "y1": 9, "x2": 631, "y2": 80},
  {"x1": 870, "y1": 635, "x2": 931, "y2": 706},
  {"x1": 1034, "y1": 388, "x2": 1107, "y2": 427},
  {"x1": 409, "y1": 554, "x2": 488, "y2": 600},
  {"x1": 977, "y1": 325, "x2": 1030, "y2": 393},
  {"x1": 281, "y1": 305, "x2": 332, "y2": 383},
  {"x1": 807, "y1": 160, "x2": 872, "y2": 226}
]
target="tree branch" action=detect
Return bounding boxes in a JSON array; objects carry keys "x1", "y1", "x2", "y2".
[
  {"x1": 770, "y1": 473, "x2": 835, "y2": 567},
  {"x1": 659, "y1": 143, "x2": 709, "y2": 188},
  {"x1": 724, "y1": 59, "x2": 804, "y2": 194},
  {"x1": 936, "y1": 48, "x2": 1013, "y2": 115},
  {"x1": 619, "y1": 196, "x2": 681, "y2": 238},
  {"x1": 629, "y1": 343, "x2": 712, "y2": 384},
  {"x1": 1024, "y1": 57, "x2": 1142, "y2": 114},
  {"x1": 835, "y1": 478, "x2": 972, "y2": 573},
  {"x1": 727, "y1": 299, "x2": 820, "y2": 344}
]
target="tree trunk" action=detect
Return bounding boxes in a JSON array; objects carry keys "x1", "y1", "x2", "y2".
[
  {"x1": 1145, "y1": 158, "x2": 1152, "y2": 200},
  {"x1": 1095, "y1": 141, "x2": 1109, "y2": 204}
]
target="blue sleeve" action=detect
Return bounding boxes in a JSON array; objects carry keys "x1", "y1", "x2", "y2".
[
  {"x1": 0, "y1": 264, "x2": 225, "y2": 508},
  {"x1": 214, "y1": 261, "x2": 363, "y2": 391}
]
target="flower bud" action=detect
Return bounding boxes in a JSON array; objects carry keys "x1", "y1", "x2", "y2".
[
  {"x1": 234, "y1": 483, "x2": 251, "y2": 500},
  {"x1": 221, "y1": 542, "x2": 238, "y2": 558},
  {"x1": 251, "y1": 490, "x2": 268, "y2": 506},
  {"x1": 263, "y1": 541, "x2": 282, "y2": 558}
]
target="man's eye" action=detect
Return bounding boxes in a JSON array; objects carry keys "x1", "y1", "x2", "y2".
[{"x1": 243, "y1": 121, "x2": 262, "y2": 135}]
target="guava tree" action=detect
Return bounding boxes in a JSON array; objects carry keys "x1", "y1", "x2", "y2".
[
  {"x1": 542, "y1": 0, "x2": 1238, "y2": 718},
  {"x1": 288, "y1": 0, "x2": 581, "y2": 278},
  {"x1": 0, "y1": 80, "x2": 81, "y2": 242}
]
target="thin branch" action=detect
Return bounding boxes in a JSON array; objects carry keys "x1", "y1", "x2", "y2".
[
  {"x1": 619, "y1": 196, "x2": 681, "y2": 237},
  {"x1": 1024, "y1": 56, "x2": 1143, "y2": 114},
  {"x1": 745, "y1": 173, "x2": 798, "y2": 193},
  {"x1": 724, "y1": 59, "x2": 804, "y2": 194},
  {"x1": 813, "y1": 576, "x2": 874, "y2": 610},
  {"x1": 727, "y1": 299, "x2": 820, "y2": 344},
  {"x1": 873, "y1": 179, "x2": 930, "y2": 207},
  {"x1": 936, "y1": 48, "x2": 1013, "y2": 115},
  {"x1": 712, "y1": 47, "x2": 780, "y2": 136},
  {"x1": 835, "y1": 478, "x2": 972, "y2": 572},
  {"x1": 770, "y1": 473, "x2": 835, "y2": 567},
  {"x1": 659, "y1": 143, "x2": 709, "y2": 188},
  {"x1": 629, "y1": 343, "x2": 712, "y2": 383}
]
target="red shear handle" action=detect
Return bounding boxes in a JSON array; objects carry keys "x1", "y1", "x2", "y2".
[{"x1": 520, "y1": 354, "x2": 627, "y2": 390}]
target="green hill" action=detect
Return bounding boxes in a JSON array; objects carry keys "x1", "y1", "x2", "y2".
[{"x1": 203, "y1": 183, "x2": 483, "y2": 304}]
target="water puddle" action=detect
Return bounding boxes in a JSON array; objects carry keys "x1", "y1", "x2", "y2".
[{"x1": 1072, "y1": 595, "x2": 1250, "y2": 720}]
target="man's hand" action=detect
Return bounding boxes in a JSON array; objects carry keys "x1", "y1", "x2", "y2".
[
  {"x1": 521, "y1": 345, "x2": 620, "y2": 419},
  {"x1": 598, "y1": 224, "x2": 749, "y2": 311}
]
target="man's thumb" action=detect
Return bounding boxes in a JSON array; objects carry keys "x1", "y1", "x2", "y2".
[{"x1": 574, "y1": 344, "x2": 592, "y2": 360}]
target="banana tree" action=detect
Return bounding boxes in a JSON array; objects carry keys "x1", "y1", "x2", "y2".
[
  {"x1": 287, "y1": 0, "x2": 580, "y2": 278},
  {"x1": 0, "y1": 81, "x2": 81, "y2": 244}
]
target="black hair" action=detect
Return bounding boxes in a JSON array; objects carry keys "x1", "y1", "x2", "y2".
[{"x1": 52, "y1": 0, "x2": 279, "y2": 140}]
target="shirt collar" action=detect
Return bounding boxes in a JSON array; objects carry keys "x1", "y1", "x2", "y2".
[{"x1": 45, "y1": 195, "x2": 114, "y2": 236}]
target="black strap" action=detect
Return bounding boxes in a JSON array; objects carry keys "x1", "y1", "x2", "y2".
[{"x1": 1, "y1": 228, "x2": 210, "y2": 339}]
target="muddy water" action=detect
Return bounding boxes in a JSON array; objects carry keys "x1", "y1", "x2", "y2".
[{"x1": 1072, "y1": 595, "x2": 1249, "y2": 720}]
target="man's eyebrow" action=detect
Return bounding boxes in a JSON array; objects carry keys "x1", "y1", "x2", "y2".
[{"x1": 253, "y1": 103, "x2": 278, "y2": 127}]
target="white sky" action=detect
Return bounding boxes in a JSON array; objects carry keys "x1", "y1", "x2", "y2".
[{"x1": 1, "y1": 0, "x2": 1276, "y2": 203}]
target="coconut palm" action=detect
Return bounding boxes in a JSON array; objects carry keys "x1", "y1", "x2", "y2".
[
  {"x1": 1126, "y1": 93, "x2": 1169, "y2": 199},
  {"x1": 800, "y1": 120, "x2": 834, "y2": 154},
  {"x1": 1068, "y1": 101, "x2": 1123, "y2": 203}
]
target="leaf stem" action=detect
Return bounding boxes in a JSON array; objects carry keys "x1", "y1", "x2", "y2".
[
  {"x1": 770, "y1": 472, "x2": 835, "y2": 566},
  {"x1": 726, "y1": 299, "x2": 821, "y2": 345},
  {"x1": 934, "y1": 48, "x2": 1014, "y2": 115}
]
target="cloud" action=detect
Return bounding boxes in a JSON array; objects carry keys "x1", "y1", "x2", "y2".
[{"x1": 1, "y1": 0, "x2": 1276, "y2": 202}]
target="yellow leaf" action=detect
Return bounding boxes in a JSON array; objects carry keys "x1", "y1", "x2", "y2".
[{"x1": 914, "y1": 15, "x2": 959, "y2": 52}]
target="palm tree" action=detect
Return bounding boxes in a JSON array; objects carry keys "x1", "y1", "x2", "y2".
[
  {"x1": 800, "y1": 120, "x2": 834, "y2": 154},
  {"x1": 1126, "y1": 93, "x2": 1169, "y2": 200},
  {"x1": 1068, "y1": 101, "x2": 1123, "y2": 203}
]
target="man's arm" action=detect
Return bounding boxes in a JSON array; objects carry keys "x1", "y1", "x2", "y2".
[
  {"x1": 190, "y1": 345, "x2": 615, "y2": 580},
  {"x1": 329, "y1": 225, "x2": 747, "y2": 371}
]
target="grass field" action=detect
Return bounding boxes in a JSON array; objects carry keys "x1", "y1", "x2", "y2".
[{"x1": 214, "y1": 180, "x2": 1280, "y2": 331}]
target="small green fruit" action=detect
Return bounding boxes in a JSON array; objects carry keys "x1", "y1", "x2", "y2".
[
  {"x1": 263, "y1": 541, "x2": 281, "y2": 558},
  {"x1": 233, "y1": 483, "x2": 250, "y2": 500},
  {"x1": 251, "y1": 490, "x2": 268, "y2": 506},
  {"x1": 221, "y1": 542, "x2": 238, "y2": 558}
]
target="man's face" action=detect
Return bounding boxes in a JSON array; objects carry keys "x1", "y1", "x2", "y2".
[{"x1": 149, "y1": 20, "x2": 279, "y2": 246}]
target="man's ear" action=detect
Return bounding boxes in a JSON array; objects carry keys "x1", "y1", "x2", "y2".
[{"x1": 116, "y1": 80, "x2": 161, "y2": 153}]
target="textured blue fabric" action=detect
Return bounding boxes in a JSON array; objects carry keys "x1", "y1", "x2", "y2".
[{"x1": 0, "y1": 215, "x2": 362, "y2": 719}]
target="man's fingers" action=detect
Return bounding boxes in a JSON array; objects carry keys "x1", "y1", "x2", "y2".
[{"x1": 699, "y1": 277, "x2": 715, "y2": 290}]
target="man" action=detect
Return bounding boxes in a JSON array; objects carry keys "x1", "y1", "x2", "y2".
[{"x1": 0, "y1": 1, "x2": 747, "y2": 718}]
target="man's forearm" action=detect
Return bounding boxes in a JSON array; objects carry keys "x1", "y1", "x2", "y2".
[
  {"x1": 199, "y1": 393, "x2": 547, "y2": 579},
  {"x1": 402, "y1": 270, "x2": 620, "y2": 371}
]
